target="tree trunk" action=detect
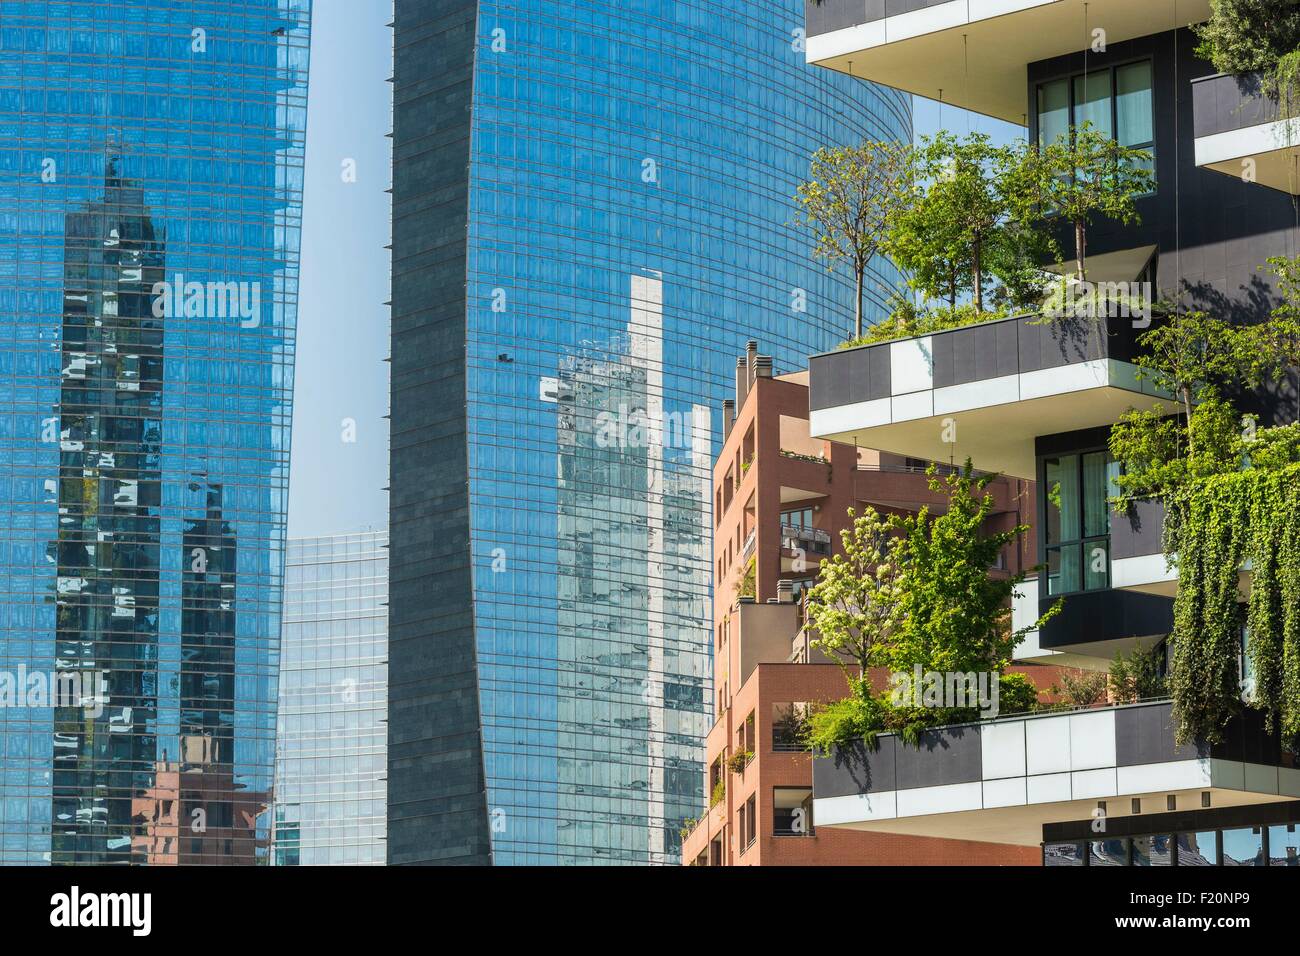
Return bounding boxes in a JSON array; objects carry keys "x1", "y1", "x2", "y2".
[
  {"x1": 1075, "y1": 219, "x2": 1087, "y2": 282},
  {"x1": 854, "y1": 267, "x2": 864, "y2": 339},
  {"x1": 972, "y1": 233, "x2": 983, "y2": 313},
  {"x1": 1183, "y1": 385, "x2": 1195, "y2": 456}
]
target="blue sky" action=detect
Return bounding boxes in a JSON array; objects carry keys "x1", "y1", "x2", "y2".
[
  {"x1": 288, "y1": 0, "x2": 391, "y2": 538},
  {"x1": 286, "y1": 5, "x2": 1025, "y2": 539}
]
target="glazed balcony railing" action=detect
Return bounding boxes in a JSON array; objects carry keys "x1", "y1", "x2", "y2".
[
  {"x1": 808, "y1": 312, "x2": 1167, "y2": 481},
  {"x1": 812, "y1": 698, "x2": 1297, "y2": 846},
  {"x1": 781, "y1": 524, "x2": 832, "y2": 555}
]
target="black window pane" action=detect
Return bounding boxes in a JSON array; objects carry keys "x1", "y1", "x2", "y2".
[
  {"x1": 1222, "y1": 827, "x2": 1265, "y2": 866},
  {"x1": 1177, "y1": 831, "x2": 1218, "y2": 866},
  {"x1": 1133, "y1": 833, "x2": 1173, "y2": 866},
  {"x1": 1269, "y1": 824, "x2": 1300, "y2": 866},
  {"x1": 1090, "y1": 838, "x2": 1129, "y2": 866},
  {"x1": 1044, "y1": 841, "x2": 1086, "y2": 866}
]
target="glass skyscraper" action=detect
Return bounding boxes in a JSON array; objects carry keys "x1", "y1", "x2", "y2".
[
  {"x1": 389, "y1": 0, "x2": 910, "y2": 865},
  {"x1": 0, "y1": 1, "x2": 310, "y2": 864},
  {"x1": 274, "y1": 531, "x2": 388, "y2": 866}
]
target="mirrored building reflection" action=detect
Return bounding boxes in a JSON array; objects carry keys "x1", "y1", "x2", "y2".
[
  {"x1": 388, "y1": 0, "x2": 910, "y2": 864},
  {"x1": 0, "y1": 1, "x2": 310, "y2": 864},
  {"x1": 274, "y1": 532, "x2": 388, "y2": 866}
]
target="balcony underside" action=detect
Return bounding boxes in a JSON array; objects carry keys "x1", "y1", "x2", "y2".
[
  {"x1": 1112, "y1": 554, "x2": 1251, "y2": 599},
  {"x1": 813, "y1": 702, "x2": 1298, "y2": 847},
  {"x1": 818, "y1": 778, "x2": 1293, "y2": 847},
  {"x1": 810, "y1": 364, "x2": 1166, "y2": 480},
  {"x1": 1196, "y1": 124, "x2": 1300, "y2": 195},
  {"x1": 806, "y1": 0, "x2": 1210, "y2": 123}
]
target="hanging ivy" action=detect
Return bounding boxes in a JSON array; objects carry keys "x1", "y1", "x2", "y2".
[{"x1": 1166, "y1": 462, "x2": 1300, "y2": 747}]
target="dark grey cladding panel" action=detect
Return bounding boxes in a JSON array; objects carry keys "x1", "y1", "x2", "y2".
[
  {"x1": 894, "y1": 724, "x2": 983, "y2": 789},
  {"x1": 806, "y1": 0, "x2": 877, "y2": 36},
  {"x1": 1211, "y1": 707, "x2": 1284, "y2": 766},
  {"x1": 1192, "y1": 72, "x2": 1279, "y2": 138},
  {"x1": 809, "y1": 346, "x2": 890, "y2": 411},
  {"x1": 814, "y1": 736, "x2": 897, "y2": 798},
  {"x1": 935, "y1": 318, "x2": 1021, "y2": 388},
  {"x1": 1115, "y1": 701, "x2": 1204, "y2": 766},
  {"x1": 1018, "y1": 315, "x2": 1109, "y2": 372},
  {"x1": 1111, "y1": 498, "x2": 1166, "y2": 560},
  {"x1": 1039, "y1": 588, "x2": 1174, "y2": 652}
]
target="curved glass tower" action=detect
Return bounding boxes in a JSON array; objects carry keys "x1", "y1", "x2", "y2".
[
  {"x1": 389, "y1": 0, "x2": 910, "y2": 864},
  {"x1": 0, "y1": 2, "x2": 310, "y2": 863}
]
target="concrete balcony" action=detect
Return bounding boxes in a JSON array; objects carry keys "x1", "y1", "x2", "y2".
[
  {"x1": 812, "y1": 700, "x2": 1298, "y2": 846},
  {"x1": 804, "y1": 0, "x2": 1209, "y2": 123},
  {"x1": 807, "y1": 314, "x2": 1168, "y2": 480},
  {"x1": 1193, "y1": 71, "x2": 1300, "y2": 194},
  {"x1": 1110, "y1": 498, "x2": 1175, "y2": 595}
]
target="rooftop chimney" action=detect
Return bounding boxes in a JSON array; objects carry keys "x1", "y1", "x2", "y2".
[
  {"x1": 746, "y1": 340, "x2": 759, "y2": 387},
  {"x1": 776, "y1": 579, "x2": 794, "y2": 603},
  {"x1": 722, "y1": 398, "x2": 735, "y2": 440},
  {"x1": 734, "y1": 355, "x2": 748, "y2": 412},
  {"x1": 754, "y1": 354, "x2": 773, "y2": 379}
]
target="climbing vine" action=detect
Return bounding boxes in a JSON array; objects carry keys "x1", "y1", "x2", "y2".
[{"x1": 1163, "y1": 463, "x2": 1300, "y2": 746}]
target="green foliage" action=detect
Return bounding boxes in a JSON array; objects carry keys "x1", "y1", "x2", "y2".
[
  {"x1": 1196, "y1": 0, "x2": 1300, "y2": 71},
  {"x1": 726, "y1": 750, "x2": 754, "y2": 774},
  {"x1": 1006, "y1": 122, "x2": 1155, "y2": 280},
  {"x1": 879, "y1": 464, "x2": 1060, "y2": 680},
  {"x1": 806, "y1": 679, "x2": 887, "y2": 754},
  {"x1": 806, "y1": 506, "x2": 905, "y2": 676},
  {"x1": 1054, "y1": 669, "x2": 1109, "y2": 709},
  {"x1": 796, "y1": 140, "x2": 915, "y2": 338},
  {"x1": 881, "y1": 132, "x2": 1053, "y2": 312},
  {"x1": 1108, "y1": 644, "x2": 1167, "y2": 704},
  {"x1": 805, "y1": 463, "x2": 1059, "y2": 749},
  {"x1": 734, "y1": 556, "x2": 755, "y2": 599},
  {"x1": 678, "y1": 817, "x2": 698, "y2": 843},
  {"x1": 709, "y1": 778, "x2": 725, "y2": 808},
  {"x1": 997, "y1": 672, "x2": 1042, "y2": 716},
  {"x1": 1163, "y1": 467, "x2": 1300, "y2": 745}
]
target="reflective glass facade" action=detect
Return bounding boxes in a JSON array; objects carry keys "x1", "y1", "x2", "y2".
[
  {"x1": 274, "y1": 532, "x2": 387, "y2": 866},
  {"x1": 0, "y1": 1, "x2": 310, "y2": 864},
  {"x1": 389, "y1": 0, "x2": 909, "y2": 864}
]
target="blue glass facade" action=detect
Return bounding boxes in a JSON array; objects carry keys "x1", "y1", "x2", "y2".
[
  {"x1": 274, "y1": 532, "x2": 387, "y2": 866},
  {"x1": 389, "y1": 0, "x2": 909, "y2": 864},
  {"x1": 0, "y1": 1, "x2": 310, "y2": 864}
]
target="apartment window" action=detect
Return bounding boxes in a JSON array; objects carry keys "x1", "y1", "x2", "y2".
[
  {"x1": 1037, "y1": 59, "x2": 1155, "y2": 184},
  {"x1": 781, "y1": 507, "x2": 813, "y2": 529},
  {"x1": 773, "y1": 787, "x2": 813, "y2": 836},
  {"x1": 1177, "y1": 831, "x2": 1218, "y2": 866},
  {"x1": 1089, "y1": 837, "x2": 1129, "y2": 866},
  {"x1": 1222, "y1": 827, "x2": 1265, "y2": 866},
  {"x1": 1043, "y1": 841, "x2": 1086, "y2": 866},
  {"x1": 772, "y1": 702, "x2": 810, "y2": 752},
  {"x1": 1042, "y1": 450, "x2": 1118, "y2": 595},
  {"x1": 1268, "y1": 824, "x2": 1300, "y2": 866},
  {"x1": 1132, "y1": 833, "x2": 1173, "y2": 866},
  {"x1": 742, "y1": 794, "x2": 757, "y2": 850}
]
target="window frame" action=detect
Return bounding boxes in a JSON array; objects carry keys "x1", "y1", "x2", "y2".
[{"x1": 1034, "y1": 56, "x2": 1157, "y2": 195}]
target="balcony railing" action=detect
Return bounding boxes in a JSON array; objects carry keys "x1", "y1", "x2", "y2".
[{"x1": 781, "y1": 524, "x2": 831, "y2": 555}]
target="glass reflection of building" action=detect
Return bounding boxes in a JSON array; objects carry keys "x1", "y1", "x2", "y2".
[
  {"x1": 388, "y1": 0, "x2": 911, "y2": 864},
  {"x1": 274, "y1": 532, "x2": 388, "y2": 866},
  {"x1": 0, "y1": 2, "x2": 310, "y2": 864}
]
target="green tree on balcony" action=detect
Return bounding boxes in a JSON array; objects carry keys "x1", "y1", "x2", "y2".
[
  {"x1": 882, "y1": 132, "x2": 1052, "y2": 314},
  {"x1": 1006, "y1": 122, "x2": 1155, "y2": 283},
  {"x1": 1196, "y1": 0, "x2": 1300, "y2": 111},
  {"x1": 795, "y1": 140, "x2": 914, "y2": 339}
]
